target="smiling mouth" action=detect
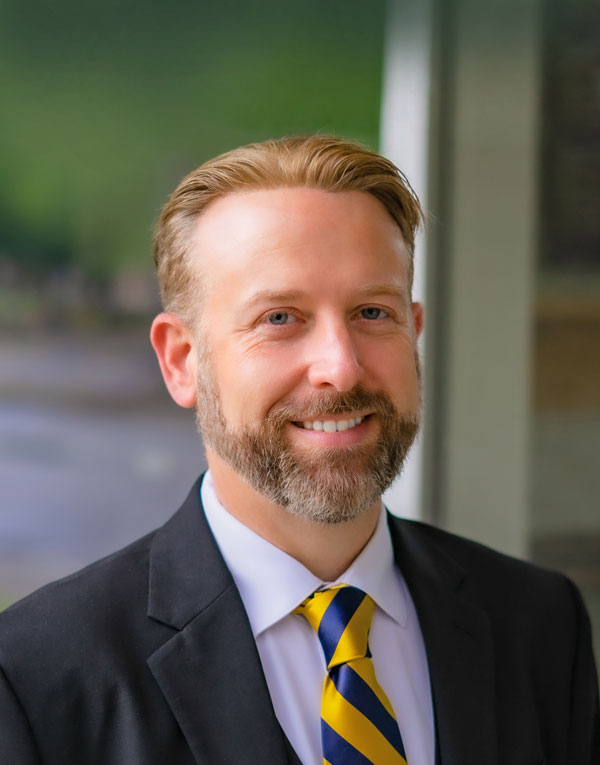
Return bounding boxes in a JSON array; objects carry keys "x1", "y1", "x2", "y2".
[{"x1": 292, "y1": 415, "x2": 370, "y2": 433}]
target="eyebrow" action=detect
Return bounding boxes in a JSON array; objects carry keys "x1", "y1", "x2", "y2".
[
  {"x1": 242, "y1": 289, "x2": 305, "y2": 308},
  {"x1": 242, "y1": 284, "x2": 408, "y2": 308},
  {"x1": 355, "y1": 284, "x2": 407, "y2": 301}
]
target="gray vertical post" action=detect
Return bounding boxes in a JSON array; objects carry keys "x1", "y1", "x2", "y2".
[{"x1": 432, "y1": 0, "x2": 541, "y2": 556}]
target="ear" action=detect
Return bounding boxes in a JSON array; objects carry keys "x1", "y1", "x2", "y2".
[
  {"x1": 150, "y1": 312, "x2": 197, "y2": 409},
  {"x1": 411, "y1": 301, "x2": 424, "y2": 338}
]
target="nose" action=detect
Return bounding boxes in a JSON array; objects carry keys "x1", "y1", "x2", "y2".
[{"x1": 305, "y1": 320, "x2": 362, "y2": 392}]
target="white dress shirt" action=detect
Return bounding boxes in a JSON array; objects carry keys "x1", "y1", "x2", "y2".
[{"x1": 201, "y1": 471, "x2": 435, "y2": 765}]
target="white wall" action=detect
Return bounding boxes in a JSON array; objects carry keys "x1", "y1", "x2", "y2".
[{"x1": 380, "y1": 0, "x2": 434, "y2": 521}]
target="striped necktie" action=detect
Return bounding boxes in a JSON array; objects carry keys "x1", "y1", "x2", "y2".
[{"x1": 295, "y1": 584, "x2": 408, "y2": 764}]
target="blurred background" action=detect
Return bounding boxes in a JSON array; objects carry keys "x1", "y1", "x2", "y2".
[{"x1": 1, "y1": 0, "x2": 598, "y2": 663}]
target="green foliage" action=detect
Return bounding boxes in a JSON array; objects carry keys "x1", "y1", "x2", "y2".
[{"x1": 0, "y1": 0, "x2": 385, "y2": 282}]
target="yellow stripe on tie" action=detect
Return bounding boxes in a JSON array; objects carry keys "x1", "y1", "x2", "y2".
[
  {"x1": 322, "y1": 678, "x2": 407, "y2": 764},
  {"x1": 328, "y1": 594, "x2": 374, "y2": 668},
  {"x1": 295, "y1": 587, "x2": 339, "y2": 633},
  {"x1": 295, "y1": 585, "x2": 408, "y2": 764},
  {"x1": 349, "y1": 655, "x2": 397, "y2": 719}
]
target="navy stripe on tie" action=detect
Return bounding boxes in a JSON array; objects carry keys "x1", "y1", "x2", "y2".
[
  {"x1": 330, "y1": 664, "x2": 407, "y2": 759},
  {"x1": 321, "y1": 719, "x2": 373, "y2": 765},
  {"x1": 318, "y1": 587, "x2": 365, "y2": 666}
]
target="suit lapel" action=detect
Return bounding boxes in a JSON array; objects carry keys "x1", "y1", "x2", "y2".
[
  {"x1": 144, "y1": 479, "x2": 498, "y2": 764},
  {"x1": 146, "y1": 478, "x2": 295, "y2": 764},
  {"x1": 388, "y1": 516, "x2": 498, "y2": 765}
]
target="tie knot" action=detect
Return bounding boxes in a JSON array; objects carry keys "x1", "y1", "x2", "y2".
[{"x1": 295, "y1": 584, "x2": 375, "y2": 669}]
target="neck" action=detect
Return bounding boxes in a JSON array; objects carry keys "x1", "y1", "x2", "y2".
[{"x1": 206, "y1": 451, "x2": 381, "y2": 582}]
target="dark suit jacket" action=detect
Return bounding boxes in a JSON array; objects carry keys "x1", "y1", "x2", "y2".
[{"x1": 1, "y1": 477, "x2": 598, "y2": 764}]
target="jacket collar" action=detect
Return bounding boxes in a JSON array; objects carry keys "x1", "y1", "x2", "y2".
[
  {"x1": 146, "y1": 477, "x2": 300, "y2": 764},
  {"x1": 388, "y1": 515, "x2": 497, "y2": 765},
  {"x1": 145, "y1": 476, "x2": 497, "y2": 765}
]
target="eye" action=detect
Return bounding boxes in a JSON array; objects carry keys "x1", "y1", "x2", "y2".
[
  {"x1": 360, "y1": 307, "x2": 388, "y2": 320},
  {"x1": 267, "y1": 311, "x2": 296, "y2": 325}
]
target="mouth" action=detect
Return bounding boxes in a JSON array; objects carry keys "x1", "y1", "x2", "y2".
[{"x1": 292, "y1": 414, "x2": 371, "y2": 432}]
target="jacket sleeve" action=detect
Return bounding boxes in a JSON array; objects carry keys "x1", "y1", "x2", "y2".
[
  {"x1": 565, "y1": 579, "x2": 600, "y2": 764},
  {"x1": 0, "y1": 664, "x2": 41, "y2": 764}
]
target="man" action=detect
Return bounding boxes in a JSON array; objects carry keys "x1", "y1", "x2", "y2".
[{"x1": 0, "y1": 136, "x2": 598, "y2": 764}]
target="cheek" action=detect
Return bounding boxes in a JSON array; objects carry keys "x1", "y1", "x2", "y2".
[
  {"x1": 363, "y1": 341, "x2": 420, "y2": 399},
  {"x1": 212, "y1": 344, "x2": 304, "y2": 422}
]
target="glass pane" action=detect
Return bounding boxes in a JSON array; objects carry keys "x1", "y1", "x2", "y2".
[{"x1": 531, "y1": 0, "x2": 600, "y2": 664}]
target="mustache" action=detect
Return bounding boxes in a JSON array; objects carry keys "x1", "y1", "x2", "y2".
[{"x1": 265, "y1": 386, "x2": 402, "y2": 423}]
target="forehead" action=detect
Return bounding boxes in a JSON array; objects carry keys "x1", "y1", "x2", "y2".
[{"x1": 189, "y1": 187, "x2": 411, "y2": 295}]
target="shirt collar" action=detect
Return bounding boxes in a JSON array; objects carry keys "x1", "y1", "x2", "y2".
[{"x1": 201, "y1": 470, "x2": 408, "y2": 638}]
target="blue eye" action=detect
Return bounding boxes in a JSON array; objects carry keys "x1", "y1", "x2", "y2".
[
  {"x1": 268, "y1": 311, "x2": 295, "y2": 325},
  {"x1": 361, "y1": 307, "x2": 388, "y2": 320}
]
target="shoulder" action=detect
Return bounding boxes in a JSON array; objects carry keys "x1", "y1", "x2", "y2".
[
  {"x1": 0, "y1": 526, "x2": 184, "y2": 752},
  {"x1": 0, "y1": 531, "x2": 167, "y2": 672},
  {"x1": 2, "y1": 529, "x2": 153, "y2": 615},
  {"x1": 0, "y1": 477, "x2": 208, "y2": 651},
  {"x1": 387, "y1": 515, "x2": 583, "y2": 625},
  {"x1": 0, "y1": 476, "x2": 215, "y2": 680},
  {"x1": 389, "y1": 513, "x2": 561, "y2": 581}
]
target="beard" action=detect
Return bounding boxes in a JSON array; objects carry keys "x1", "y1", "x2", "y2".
[{"x1": 195, "y1": 364, "x2": 420, "y2": 525}]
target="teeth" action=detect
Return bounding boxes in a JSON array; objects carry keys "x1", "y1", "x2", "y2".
[{"x1": 300, "y1": 416, "x2": 364, "y2": 432}]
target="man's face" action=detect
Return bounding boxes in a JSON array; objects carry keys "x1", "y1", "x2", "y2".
[{"x1": 191, "y1": 187, "x2": 422, "y2": 523}]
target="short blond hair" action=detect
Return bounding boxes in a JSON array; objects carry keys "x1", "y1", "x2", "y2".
[{"x1": 154, "y1": 135, "x2": 424, "y2": 323}]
